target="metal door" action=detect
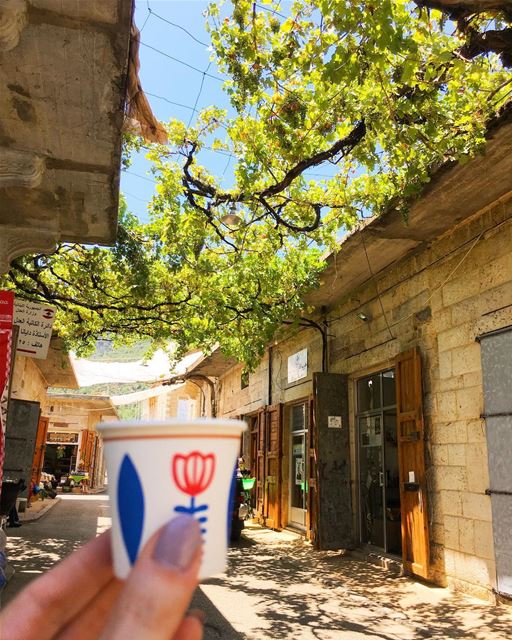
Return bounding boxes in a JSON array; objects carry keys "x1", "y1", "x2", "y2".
[
  {"x1": 480, "y1": 326, "x2": 512, "y2": 598},
  {"x1": 4, "y1": 399, "x2": 41, "y2": 498}
]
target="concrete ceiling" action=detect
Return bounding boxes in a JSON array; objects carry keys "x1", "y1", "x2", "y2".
[
  {"x1": 0, "y1": 0, "x2": 133, "y2": 272},
  {"x1": 186, "y1": 349, "x2": 239, "y2": 378},
  {"x1": 305, "y1": 108, "x2": 512, "y2": 310}
]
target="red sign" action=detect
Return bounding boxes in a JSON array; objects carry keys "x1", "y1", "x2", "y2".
[{"x1": 0, "y1": 290, "x2": 14, "y2": 488}]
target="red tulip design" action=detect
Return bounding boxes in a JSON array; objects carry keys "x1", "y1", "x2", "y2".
[{"x1": 172, "y1": 451, "x2": 215, "y2": 497}]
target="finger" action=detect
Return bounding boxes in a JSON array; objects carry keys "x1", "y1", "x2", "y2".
[
  {"x1": 100, "y1": 515, "x2": 202, "y2": 640},
  {"x1": 0, "y1": 531, "x2": 113, "y2": 640},
  {"x1": 172, "y1": 615, "x2": 203, "y2": 640},
  {"x1": 55, "y1": 577, "x2": 123, "y2": 640}
]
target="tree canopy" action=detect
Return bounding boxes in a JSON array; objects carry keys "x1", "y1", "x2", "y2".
[{"x1": 4, "y1": 0, "x2": 512, "y2": 368}]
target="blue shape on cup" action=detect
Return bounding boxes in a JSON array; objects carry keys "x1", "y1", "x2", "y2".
[{"x1": 118, "y1": 454, "x2": 144, "y2": 565}]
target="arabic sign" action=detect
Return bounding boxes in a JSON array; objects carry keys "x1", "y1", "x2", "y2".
[
  {"x1": 14, "y1": 299, "x2": 56, "y2": 360},
  {"x1": 0, "y1": 290, "x2": 14, "y2": 486},
  {"x1": 47, "y1": 432, "x2": 79, "y2": 444},
  {"x1": 287, "y1": 348, "x2": 308, "y2": 383}
]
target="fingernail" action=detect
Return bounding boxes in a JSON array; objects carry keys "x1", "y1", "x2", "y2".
[
  {"x1": 188, "y1": 608, "x2": 206, "y2": 623},
  {"x1": 153, "y1": 515, "x2": 202, "y2": 572}
]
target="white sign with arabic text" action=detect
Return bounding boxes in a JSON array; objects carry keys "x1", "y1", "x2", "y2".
[{"x1": 14, "y1": 299, "x2": 56, "y2": 360}]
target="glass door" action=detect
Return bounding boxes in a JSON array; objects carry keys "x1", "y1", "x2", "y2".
[
  {"x1": 357, "y1": 370, "x2": 400, "y2": 553},
  {"x1": 289, "y1": 403, "x2": 307, "y2": 528}
]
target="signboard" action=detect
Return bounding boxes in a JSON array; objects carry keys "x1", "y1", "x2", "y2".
[
  {"x1": 14, "y1": 299, "x2": 56, "y2": 360},
  {"x1": 287, "y1": 348, "x2": 308, "y2": 384},
  {"x1": 0, "y1": 290, "x2": 14, "y2": 487},
  {"x1": 328, "y1": 415, "x2": 342, "y2": 429},
  {"x1": 47, "y1": 432, "x2": 79, "y2": 444}
]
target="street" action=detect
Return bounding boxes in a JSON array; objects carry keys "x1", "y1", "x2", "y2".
[{"x1": 2, "y1": 495, "x2": 512, "y2": 639}]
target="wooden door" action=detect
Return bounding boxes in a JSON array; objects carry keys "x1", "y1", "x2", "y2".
[
  {"x1": 263, "y1": 403, "x2": 282, "y2": 529},
  {"x1": 79, "y1": 430, "x2": 95, "y2": 473},
  {"x1": 395, "y1": 347, "x2": 429, "y2": 580},
  {"x1": 30, "y1": 416, "x2": 49, "y2": 493},
  {"x1": 255, "y1": 408, "x2": 266, "y2": 522},
  {"x1": 306, "y1": 396, "x2": 318, "y2": 543}
]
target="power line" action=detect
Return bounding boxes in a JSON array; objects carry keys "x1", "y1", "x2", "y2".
[
  {"x1": 147, "y1": 8, "x2": 210, "y2": 47},
  {"x1": 122, "y1": 190, "x2": 151, "y2": 204},
  {"x1": 146, "y1": 91, "x2": 198, "y2": 113},
  {"x1": 123, "y1": 170, "x2": 156, "y2": 184},
  {"x1": 140, "y1": 41, "x2": 224, "y2": 82},
  {"x1": 188, "y1": 61, "x2": 212, "y2": 128},
  {"x1": 255, "y1": 3, "x2": 287, "y2": 19}
]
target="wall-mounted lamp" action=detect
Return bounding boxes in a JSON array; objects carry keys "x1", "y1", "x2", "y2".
[{"x1": 357, "y1": 311, "x2": 371, "y2": 322}]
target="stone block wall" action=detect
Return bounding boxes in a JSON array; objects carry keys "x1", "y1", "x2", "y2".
[
  {"x1": 215, "y1": 197, "x2": 512, "y2": 600},
  {"x1": 327, "y1": 198, "x2": 512, "y2": 600}
]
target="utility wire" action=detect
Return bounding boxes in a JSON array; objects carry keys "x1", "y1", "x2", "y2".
[
  {"x1": 255, "y1": 3, "x2": 287, "y2": 19},
  {"x1": 140, "y1": 41, "x2": 224, "y2": 82},
  {"x1": 360, "y1": 230, "x2": 395, "y2": 340},
  {"x1": 147, "y1": 8, "x2": 210, "y2": 47},
  {"x1": 188, "y1": 62, "x2": 212, "y2": 129},
  {"x1": 145, "y1": 91, "x2": 198, "y2": 114}
]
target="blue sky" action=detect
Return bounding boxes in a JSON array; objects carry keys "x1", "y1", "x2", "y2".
[
  {"x1": 122, "y1": 1, "x2": 340, "y2": 225},
  {"x1": 121, "y1": 1, "x2": 226, "y2": 221}
]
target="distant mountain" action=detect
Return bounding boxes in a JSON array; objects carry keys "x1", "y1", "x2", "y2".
[
  {"x1": 87, "y1": 340, "x2": 152, "y2": 363},
  {"x1": 50, "y1": 381, "x2": 152, "y2": 397}
]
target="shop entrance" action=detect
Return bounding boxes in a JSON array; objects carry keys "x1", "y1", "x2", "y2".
[
  {"x1": 357, "y1": 369, "x2": 401, "y2": 555},
  {"x1": 289, "y1": 402, "x2": 308, "y2": 529},
  {"x1": 43, "y1": 443, "x2": 78, "y2": 480}
]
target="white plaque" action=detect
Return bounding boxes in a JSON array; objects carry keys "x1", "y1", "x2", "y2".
[
  {"x1": 328, "y1": 416, "x2": 342, "y2": 429},
  {"x1": 287, "y1": 348, "x2": 308, "y2": 383}
]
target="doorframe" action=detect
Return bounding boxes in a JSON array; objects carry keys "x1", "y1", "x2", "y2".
[
  {"x1": 348, "y1": 358, "x2": 395, "y2": 548},
  {"x1": 286, "y1": 398, "x2": 309, "y2": 531},
  {"x1": 354, "y1": 368, "x2": 398, "y2": 553}
]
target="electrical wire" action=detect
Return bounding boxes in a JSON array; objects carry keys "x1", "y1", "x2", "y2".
[
  {"x1": 360, "y1": 230, "x2": 394, "y2": 340},
  {"x1": 147, "y1": 8, "x2": 210, "y2": 47},
  {"x1": 188, "y1": 62, "x2": 212, "y2": 129},
  {"x1": 139, "y1": 41, "x2": 224, "y2": 82}
]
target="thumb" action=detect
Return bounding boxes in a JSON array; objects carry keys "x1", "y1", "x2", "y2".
[{"x1": 100, "y1": 515, "x2": 203, "y2": 640}]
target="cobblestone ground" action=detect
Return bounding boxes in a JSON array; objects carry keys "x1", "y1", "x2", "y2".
[{"x1": 2, "y1": 497, "x2": 512, "y2": 639}]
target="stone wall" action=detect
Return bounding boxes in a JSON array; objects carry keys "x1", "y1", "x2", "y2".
[
  {"x1": 216, "y1": 197, "x2": 512, "y2": 600},
  {"x1": 141, "y1": 381, "x2": 203, "y2": 419},
  {"x1": 10, "y1": 356, "x2": 47, "y2": 405},
  {"x1": 326, "y1": 198, "x2": 512, "y2": 600}
]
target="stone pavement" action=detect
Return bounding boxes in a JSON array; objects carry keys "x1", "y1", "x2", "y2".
[
  {"x1": 199, "y1": 524, "x2": 512, "y2": 640},
  {"x1": 2, "y1": 496, "x2": 511, "y2": 639}
]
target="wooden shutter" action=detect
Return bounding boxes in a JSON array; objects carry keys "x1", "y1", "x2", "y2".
[
  {"x1": 79, "y1": 430, "x2": 95, "y2": 472},
  {"x1": 264, "y1": 403, "x2": 282, "y2": 529},
  {"x1": 30, "y1": 416, "x2": 49, "y2": 492},
  {"x1": 255, "y1": 408, "x2": 266, "y2": 522},
  {"x1": 395, "y1": 347, "x2": 430, "y2": 580},
  {"x1": 306, "y1": 395, "x2": 318, "y2": 544}
]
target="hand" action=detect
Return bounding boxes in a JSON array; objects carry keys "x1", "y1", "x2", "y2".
[{"x1": 0, "y1": 515, "x2": 204, "y2": 640}]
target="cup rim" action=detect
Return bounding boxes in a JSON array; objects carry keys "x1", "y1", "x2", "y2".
[{"x1": 97, "y1": 417, "x2": 247, "y2": 439}]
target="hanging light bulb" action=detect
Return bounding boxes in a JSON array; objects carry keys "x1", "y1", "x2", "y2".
[{"x1": 220, "y1": 202, "x2": 243, "y2": 227}]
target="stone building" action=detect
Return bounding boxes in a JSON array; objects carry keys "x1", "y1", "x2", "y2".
[
  {"x1": 43, "y1": 394, "x2": 118, "y2": 491},
  {"x1": 186, "y1": 108, "x2": 512, "y2": 602}
]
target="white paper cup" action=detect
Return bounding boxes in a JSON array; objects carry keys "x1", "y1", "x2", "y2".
[{"x1": 97, "y1": 418, "x2": 247, "y2": 580}]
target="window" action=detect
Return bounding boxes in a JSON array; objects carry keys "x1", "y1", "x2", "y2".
[{"x1": 241, "y1": 369, "x2": 249, "y2": 389}]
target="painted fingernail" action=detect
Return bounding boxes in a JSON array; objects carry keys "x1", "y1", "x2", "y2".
[{"x1": 153, "y1": 515, "x2": 202, "y2": 572}]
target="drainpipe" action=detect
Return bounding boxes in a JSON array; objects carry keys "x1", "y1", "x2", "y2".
[
  {"x1": 299, "y1": 317, "x2": 328, "y2": 373},
  {"x1": 268, "y1": 345, "x2": 273, "y2": 406},
  {"x1": 186, "y1": 374, "x2": 216, "y2": 417}
]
